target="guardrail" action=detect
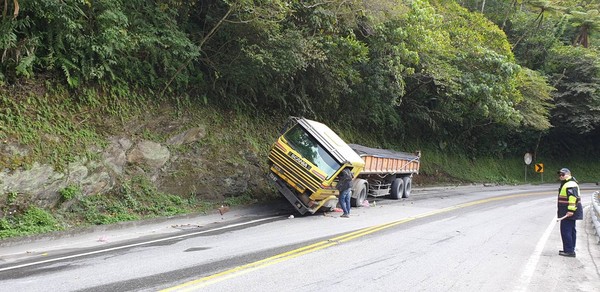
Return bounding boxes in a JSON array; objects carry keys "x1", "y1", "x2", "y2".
[{"x1": 592, "y1": 191, "x2": 600, "y2": 244}]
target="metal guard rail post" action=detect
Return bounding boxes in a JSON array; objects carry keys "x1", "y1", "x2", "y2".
[{"x1": 592, "y1": 191, "x2": 600, "y2": 244}]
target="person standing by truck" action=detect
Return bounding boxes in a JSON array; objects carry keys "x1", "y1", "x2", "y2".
[
  {"x1": 337, "y1": 168, "x2": 353, "y2": 218},
  {"x1": 556, "y1": 168, "x2": 583, "y2": 257}
]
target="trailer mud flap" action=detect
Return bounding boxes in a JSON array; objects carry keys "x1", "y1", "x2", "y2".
[{"x1": 268, "y1": 171, "x2": 309, "y2": 215}]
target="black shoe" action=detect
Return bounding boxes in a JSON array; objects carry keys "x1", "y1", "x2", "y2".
[{"x1": 559, "y1": 251, "x2": 576, "y2": 257}]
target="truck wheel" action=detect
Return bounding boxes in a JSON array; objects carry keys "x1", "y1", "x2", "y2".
[
  {"x1": 351, "y1": 182, "x2": 367, "y2": 207},
  {"x1": 402, "y1": 176, "x2": 412, "y2": 198},
  {"x1": 390, "y1": 178, "x2": 404, "y2": 199}
]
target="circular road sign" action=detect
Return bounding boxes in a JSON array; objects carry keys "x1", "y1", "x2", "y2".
[{"x1": 524, "y1": 153, "x2": 532, "y2": 165}]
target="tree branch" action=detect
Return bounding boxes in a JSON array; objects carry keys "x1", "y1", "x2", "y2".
[
  {"x1": 160, "y1": 3, "x2": 236, "y2": 98},
  {"x1": 12, "y1": 0, "x2": 18, "y2": 19}
]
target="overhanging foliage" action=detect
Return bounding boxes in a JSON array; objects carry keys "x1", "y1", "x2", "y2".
[{"x1": 1, "y1": 0, "x2": 600, "y2": 157}]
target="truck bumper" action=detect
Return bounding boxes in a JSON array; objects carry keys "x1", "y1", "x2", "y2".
[{"x1": 268, "y1": 171, "x2": 310, "y2": 215}]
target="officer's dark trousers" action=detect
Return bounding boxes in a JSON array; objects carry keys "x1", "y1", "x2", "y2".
[{"x1": 560, "y1": 219, "x2": 576, "y2": 253}]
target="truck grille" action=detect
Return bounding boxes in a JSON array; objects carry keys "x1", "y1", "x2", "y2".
[{"x1": 268, "y1": 146, "x2": 320, "y2": 193}]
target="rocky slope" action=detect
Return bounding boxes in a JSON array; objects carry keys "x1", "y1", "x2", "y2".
[{"x1": 0, "y1": 104, "x2": 276, "y2": 222}]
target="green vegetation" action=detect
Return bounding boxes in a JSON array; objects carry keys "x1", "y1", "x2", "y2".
[
  {"x1": 223, "y1": 193, "x2": 258, "y2": 207},
  {"x1": 73, "y1": 176, "x2": 193, "y2": 225},
  {"x1": 418, "y1": 146, "x2": 598, "y2": 184},
  {"x1": 0, "y1": 88, "x2": 111, "y2": 170},
  {"x1": 0, "y1": 206, "x2": 62, "y2": 239},
  {"x1": 59, "y1": 185, "x2": 82, "y2": 201},
  {"x1": 2, "y1": 0, "x2": 600, "y2": 239},
  {"x1": 0, "y1": 175, "x2": 219, "y2": 239},
  {"x1": 0, "y1": 97, "x2": 281, "y2": 239},
  {"x1": 3, "y1": 0, "x2": 600, "y2": 156}
]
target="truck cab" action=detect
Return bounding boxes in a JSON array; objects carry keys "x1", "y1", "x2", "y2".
[{"x1": 267, "y1": 117, "x2": 365, "y2": 214}]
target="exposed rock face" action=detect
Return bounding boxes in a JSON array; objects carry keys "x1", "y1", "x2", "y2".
[
  {"x1": 0, "y1": 159, "x2": 113, "y2": 212},
  {"x1": 127, "y1": 140, "x2": 170, "y2": 169},
  {"x1": 102, "y1": 137, "x2": 132, "y2": 175},
  {"x1": 167, "y1": 126, "x2": 206, "y2": 146},
  {"x1": 0, "y1": 124, "x2": 272, "y2": 215},
  {"x1": 0, "y1": 162, "x2": 65, "y2": 208}
]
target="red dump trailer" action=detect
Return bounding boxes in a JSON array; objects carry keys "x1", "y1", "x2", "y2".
[{"x1": 348, "y1": 144, "x2": 420, "y2": 206}]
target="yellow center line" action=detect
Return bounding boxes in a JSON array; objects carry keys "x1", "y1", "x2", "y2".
[{"x1": 161, "y1": 191, "x2": 551, "y2": 291}]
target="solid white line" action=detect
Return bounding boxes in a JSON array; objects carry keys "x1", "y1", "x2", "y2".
[
  {"x1": 0, "y1": 216, "x2": 279, "y2": 272},
  {"x1": 515, "y1": 216, "x2": 557, "y2": 291}
]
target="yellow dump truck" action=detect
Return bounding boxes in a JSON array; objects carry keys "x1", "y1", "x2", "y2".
[{"x1": 267, "y1": 117, "x2": 421, "y2": 215}]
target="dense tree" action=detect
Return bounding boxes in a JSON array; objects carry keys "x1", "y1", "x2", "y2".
[
  {"x1": 394, "y1": 0, "x2": 529, "y2": 154},
  {"x1": 0, "y1": 0, "x2": 30, "y2": 83},
  {"x1": 514, "y1": 68, "x2": 554, "y2": 130},
  {"x1": 569, "y1": 9, "x2": 600, "y2": 47},
  {"x1": 545, "y1": 45, "x2": 600, "y2": 134},
  {"x1": 511, "y1": 0, "x2": 565, "y2": 49},
  {"x1": 1, "y1": 0, "x2": 199, "y2": 92},
  {"x1": 3, "y1": 0, "x2": 598, "y2": 158},
  {"x1": 2, "y1": 0, "x2": 20, "y2": 19}
]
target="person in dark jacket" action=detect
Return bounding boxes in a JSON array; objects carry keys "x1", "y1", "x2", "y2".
[
  {"x1": 556, "y1": 168, "x2": 583, "y2": 257},
  {"x1": 336, "y1": 168, "x2": 353, "y2": 218}
]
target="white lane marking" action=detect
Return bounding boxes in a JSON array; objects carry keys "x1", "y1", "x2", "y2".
[
  {"x1": 516, "y1": 216, "x2": 557, "y2": 291},
  {"x1": 0, "y1": 216, "x2": 279, "y2": 272}
]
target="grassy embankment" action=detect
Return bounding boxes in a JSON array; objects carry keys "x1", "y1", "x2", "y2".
[{"x1": 0, "y1": 88, "x2": 274, "y2": 239}]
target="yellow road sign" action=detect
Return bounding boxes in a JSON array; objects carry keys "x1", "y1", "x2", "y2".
[{"x1": 535, "y1": 163, "x2": 544, "y2": 173}]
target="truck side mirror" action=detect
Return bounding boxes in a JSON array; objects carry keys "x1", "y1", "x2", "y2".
[{"x1": 279, "y1": 116, "x2": 297, "y2": 135}]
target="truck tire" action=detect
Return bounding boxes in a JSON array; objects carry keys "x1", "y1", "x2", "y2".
[
  {"x1": 402, "y1": 176, "x2": 412, "y2": 198},
  {"x1": 351, "y1": 181, "x2": 367, "y2": 207},
  {"x1": 390, "y1": 178, "x2": 404, "y2": 200}
]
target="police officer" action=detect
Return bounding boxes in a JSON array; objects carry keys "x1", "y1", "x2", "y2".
[{"x1": 556, "y1": 168, "x2": 583, "y2": 257}]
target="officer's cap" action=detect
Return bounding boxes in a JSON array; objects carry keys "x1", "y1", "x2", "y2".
[{"x1": 557, "y1": 168, "x2": 571, "y2": 175}]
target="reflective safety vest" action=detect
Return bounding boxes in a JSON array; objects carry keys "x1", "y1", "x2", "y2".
[{"x1": 557, "y1": 179, "x2": 583, "y2": 220}]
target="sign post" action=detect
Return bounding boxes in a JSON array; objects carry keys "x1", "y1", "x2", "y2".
[
  {"x1": 524, "y1": 153, "x2": 532, "y2": 182},
  {"x1": 535, "y1": 163, "x2": 544, "y2": 182}
]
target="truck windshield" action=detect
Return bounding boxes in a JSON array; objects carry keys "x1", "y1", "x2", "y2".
[{"x1": 284, "y1": 125, "x2": 341, "y2": 179}]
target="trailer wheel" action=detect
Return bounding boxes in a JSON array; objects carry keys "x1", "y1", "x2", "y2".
[
  {"x1": 402, "y1": 176, "x2": 412, "y2": 198},
  {"x1": 390, "y1": 178, "x2": 404, "y2": 199},
  {"x1": 351, "y1": 182, "x2": 367, "y2": 207}
]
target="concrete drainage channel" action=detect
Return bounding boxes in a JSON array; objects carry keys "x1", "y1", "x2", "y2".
[{"x1": 592, "y1": 191, "x2": 600, "y2": 244}]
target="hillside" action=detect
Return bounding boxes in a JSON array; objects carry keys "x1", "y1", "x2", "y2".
[{"x1": 0, "y1": 91, "x2": 284, "y2": 238}]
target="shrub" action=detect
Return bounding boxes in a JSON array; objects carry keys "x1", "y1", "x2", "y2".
[{"x1": 59, "y1": 184, "x2": 82, "y2": 201}]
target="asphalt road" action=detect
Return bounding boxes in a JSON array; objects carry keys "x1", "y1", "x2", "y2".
[{"x1": 1, "y1": 184, "x2": 599, "y2": 291}]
